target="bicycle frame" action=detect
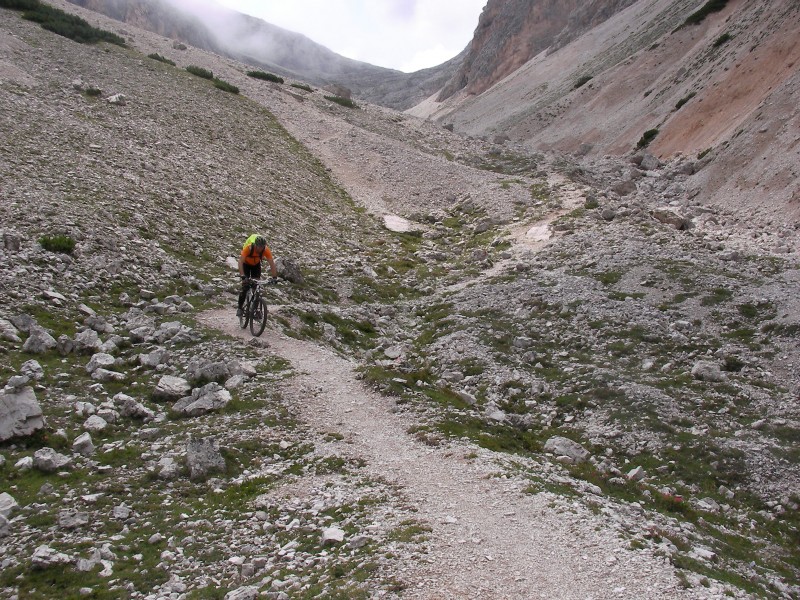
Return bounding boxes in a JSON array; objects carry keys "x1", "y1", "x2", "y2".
[{"x1": 239, "y1": 277, "x2": 275, "y2": 336}]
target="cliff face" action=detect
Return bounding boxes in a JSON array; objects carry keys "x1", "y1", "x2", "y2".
[
  {"x1": 414, "y1": 0, "x2": 800, "y2": 220},
  {"x1": 437, "y1": 0, "x2": 637, "y2": 101}
]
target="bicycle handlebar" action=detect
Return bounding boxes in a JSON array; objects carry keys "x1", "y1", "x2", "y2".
[{"x1": 240, "y1": 276, "x2": 278, "y2": 286}]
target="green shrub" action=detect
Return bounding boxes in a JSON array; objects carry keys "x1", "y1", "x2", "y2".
[
  {"x1": 0, "y1": 0, "x2": 39, "y2": 8},
  {"x1": 148, "y1": 53, "x2": 175, "y2": 66},
  {"x1": 84, "y1": 87, "x2": 102, "y2": 97},
  {"x1": 713, "y1": 33, "x2": 732, "y2": 47},
  {"x1": 681, "y1": 0, "x2": 730, "y2": 27},
  {"x1": 291, "y1": 83, "x2": 313, "y2": 92},
  {"x1": 324, "y1": 95, "x2": 358, "y2": 109},
  {"x1": 698, "y1": 148, "x2": 712, "y2": 159},
  {"x1": 675, "y1": 92, "x2": 696, "y2": 110},
  {"x1": 636, "y1": 128, "x2": 659, "y2": 149},
  {"x1": 213, "y1": 78, "x2": 239, "y2": 94},
  {"x1": 247, "y1": 70, "x2": 283, "y2": 83},
  {"x1": 39, "y1": 234, "x2": 76, "y2": 254},
  {"x1": 185, "y1": 65, "x2": 213, "y2": 80},
  {"x1": 5, "y1": 0, "x2": 126, "y2": 46},
  {"x1": 574, "y1": 75, "x2": 593, "y2": 89},
  {"x1": 584, "y1": 197, "x2": 599, "y2": 209}
]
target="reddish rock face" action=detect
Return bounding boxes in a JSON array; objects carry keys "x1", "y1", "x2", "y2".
[{"x1": 438, "y1": 0, "x2": 637, "y2": 101}]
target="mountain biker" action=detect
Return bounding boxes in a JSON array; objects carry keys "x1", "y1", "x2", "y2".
[{"x1": 238, "y1": 234, "x2": 278, "y2": 316}]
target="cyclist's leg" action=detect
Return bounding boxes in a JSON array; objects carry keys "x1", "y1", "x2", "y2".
[{"x1": 239, "y1": 263, "x2": 257, "y2": 309}]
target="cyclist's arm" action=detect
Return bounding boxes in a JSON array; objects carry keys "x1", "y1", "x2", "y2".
[
  {"x1": 265, "y1": 256, "x2": 278, "y2": 278},
  {"x1": 238, "y1": 255, "x2": 246, "y2": 277}
]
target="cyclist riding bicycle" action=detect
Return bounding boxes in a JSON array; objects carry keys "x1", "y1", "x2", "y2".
[{"x1": 238, "y1": 234, "x2": 278, "y2": 317}]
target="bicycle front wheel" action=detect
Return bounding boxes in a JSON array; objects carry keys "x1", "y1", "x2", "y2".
[
  {"x1": 250, "y1": 297, "x2": 268, "y2": 336},
  {"x1": 239, "y1": 289, "x2": 252, "y2": 329}
]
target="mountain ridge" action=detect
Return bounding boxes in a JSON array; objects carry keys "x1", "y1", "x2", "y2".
[
  {"x1": 411, "y1": 0, "x2": 800, "y2": 221},
  {"x1": 63, "y1": 0, "x2": 460, "y2": 110}
]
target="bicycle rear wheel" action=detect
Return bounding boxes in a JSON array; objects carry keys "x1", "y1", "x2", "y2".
[
  {"x1": 250, "y1": 297, "x2": 268, "y2": 336},
  {"x1": 239, "y1": 289, "x2": 252, "y2": 329}
]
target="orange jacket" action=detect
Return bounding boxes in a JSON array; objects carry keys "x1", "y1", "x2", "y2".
[{"x1": 241, "y1": 243, "x2": 274, "y2": 266}]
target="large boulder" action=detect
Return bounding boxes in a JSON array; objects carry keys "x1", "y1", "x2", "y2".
[
  {"x1": 275, "y1": 257, "x2": 305, "y2": 284},
  {"x1": 153, "y1": 376, "x2": 191, "y2": 402},
  {"x1": 691, "y1": 361, "x2": 726, "y2": 382},
  {"x1": 0, "y1": 492, "x2": 18, "y2": 518},
  {"x1": 0, "y1": 386, "x2": 45, "y2": 442},
  {"x1": 543, "y1": 436, "x2": 591, "y2": 464},
  {"x1": 0, "y1": 319, "x2": 21, "y2": 343},
  {"x1": 32, "y1": 448, "x2": 72, "y2": 473},
  {"x1": 173, "y1": 383, "x2": 231, "y2": 417},
  {"x1": 652, "y1": 208, "x2": 691, "y2": 230},
  {"x1": 186, "y1": 436, "x2": 226, "y2": 480},
  {"x1": 22, "y1": 326, "x2": 57, "y2": 354},
  {"x1": 185, "y1": 358, "x2": 232, "y2": 385}
]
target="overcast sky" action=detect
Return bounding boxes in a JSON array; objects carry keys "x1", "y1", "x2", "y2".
[{"x1": 210, "y1": 0, "x2": 487, "y2": 73}]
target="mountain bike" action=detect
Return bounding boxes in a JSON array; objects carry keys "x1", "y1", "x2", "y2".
[{"x1": 239, "y1": 277, "x2": 277, "y2": 337}]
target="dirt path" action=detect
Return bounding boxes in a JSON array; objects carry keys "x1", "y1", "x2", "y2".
[{"x1": 199, "y1": 309, "x2": 700, "y2": 599}]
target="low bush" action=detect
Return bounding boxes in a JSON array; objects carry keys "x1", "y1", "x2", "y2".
[
  {"x1": 247, "y1": 70, "x2": 283, "y2": 83},
  {"x1": 291, "y1": 83, "x2": 313, "y2": 92},
  {"x1": 84, "y1": 87, "x2": 102, "y2": 97},
  {"x1": 39, "y1": 234, "x2": 76, "y2": 254},
  {"x1": 324, "y1": 95, "x2": 358, "y2": 109},
  {"x1": 185, "y1": 65, "x2": 213, "y2": 80},
  {"x1": 3, "y1": 0, "x2": 125, "y2": 46},
  {"x1": 213, "y1": 78, "x2": 239, "y2": 94},
  {"x1": 148, "y1": 53, "x2": 175, "y2": 66},
  {"x1": 713, "y1": 32, "x2": 732, "y2": 47},
  {"x1": 0, "y1": 0, "x2": 39, "y2": 8},
  {"x1": 636, "y1": 128, "x2": 659, "y2": 149},
  {"x1": 574, "y1": 75, "x2": 593, "y2": 89},
  {"x1": 681, "y1": 0, "x2": 730, "y2": 27},
  {"x1": 675, "y1": 92, "x2": 696, "y2": 110}
]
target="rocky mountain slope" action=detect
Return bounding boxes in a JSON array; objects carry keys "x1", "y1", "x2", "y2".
[
  {"x1": 413, "y1": 0, "x2": 800, "y2": 223},
  {"x1": 437, "y1": 0, "x2": 638, "y2": 100},
  {"x1": 64, "y1": 0, "x2": 460, "y2": 110},
  {"x1": 1, "y1": 1, "x2": 799, "y2": 599}
]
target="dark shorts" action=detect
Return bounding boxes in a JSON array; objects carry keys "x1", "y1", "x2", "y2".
[
  {"x1": 239, "y1": 263, "x2": 262, "y2": 308},
  {"x1": 243, "y1": 262, "x2": 262, "y2": 280}
]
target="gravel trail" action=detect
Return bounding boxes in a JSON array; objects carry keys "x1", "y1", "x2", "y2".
[{"x1": 199, "y1": 309, "x2": 704, "y2": 599}]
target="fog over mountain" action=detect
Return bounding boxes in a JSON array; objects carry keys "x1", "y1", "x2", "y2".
[{"x1": 65, "y1": 0, "x2": 462, "y2": 109}]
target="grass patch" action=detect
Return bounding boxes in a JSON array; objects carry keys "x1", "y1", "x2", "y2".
[
  {"x1": 713, "y1": 32, "x2": 733, "y2": 47},
  {"x1": 701, "y1": 287, "x2": 733, "y2": 306},
  {"x1": 324, "y1": 95, "x2": 358, "y2": 109},
  {"x1": 681, "y1": 0, "x2": 730, "y2": 27},
  {"x1": 636, "y1": 128, "x2": 659, "y2": 149},
  {"x1": 4, "y1": 0, "x2": 126, "y2": 46},
  {"x1": 247, "y1": 70, "x2": 283, "y2": 83},
  {"x1": 147, "y1": 53, "x2": 175, "y2": 66},
  {"x1": 185, "y1": 65, "x2": 213, "y2": 80},
  {"x1": 388, "y1": 520, "x2": 432, "y2": 543},
  {"x1": 38, "y1": 233, "x2": 76, "y2": 254},
  {"x1": 212, "y1": 78, "x2": 239, "y2": 94},
  {"x1": 574, "y1": 75, "x2": 593, "y2": 89},
  {"x1": 675, "y1": 92, "x2": 696, "y2": 110},
  {"x1": 291, "y1": 83, "x2": 313, "y2": 92},
  {"x1": 593, "y1": 270, "x2": 623, "y2": 286}
]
